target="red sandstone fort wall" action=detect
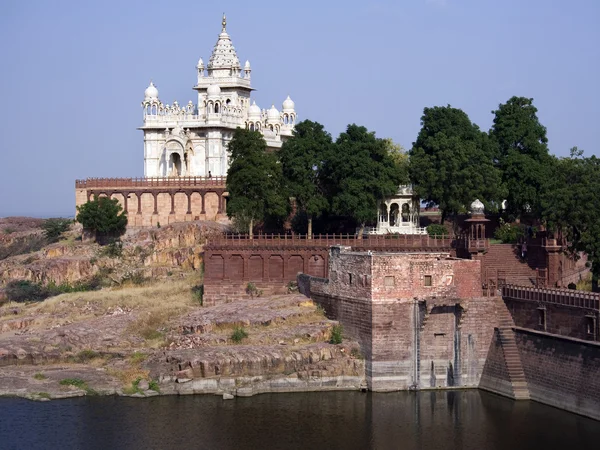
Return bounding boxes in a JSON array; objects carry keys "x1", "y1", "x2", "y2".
[{"x1": 514, "y1": 329, "x2": 600, "y2": 420}]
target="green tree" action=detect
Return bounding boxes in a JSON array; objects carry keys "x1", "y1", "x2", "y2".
[
  {"x1": 382, "y1": 138, "x2": 410, "y2": 186},
  {"x1": 490, "y1": 96, "x2": 554, "y2": 218},
  {"x1": 324, "y1": 124, "x2": 403, "y2": 236},
  {"x1": 542, "y1": 148, "x2": 600, "y2": 290},
  {"x1": 279, "y1": 120, "x2": 332, "y2": 237},
  {"x1": 42, "y1": 218, "x2": 72, "y2": 243},
  {"x1": 409, "y1": 106, "x2": 504, "y2": 223},
  {"x1": 76, "y1": 196, "x2": 127, "y2": 243},
  {"x1": 226, "y1": 128, "x2": 288, "y2": 236}
]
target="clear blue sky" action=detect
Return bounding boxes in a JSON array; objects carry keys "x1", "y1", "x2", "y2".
[{"x1": 1, "y1": 0, "x2": 598, "y2": 217}]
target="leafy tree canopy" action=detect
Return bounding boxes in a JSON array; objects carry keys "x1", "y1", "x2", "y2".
[
  {"x1": 409, "y1": 106, "x2": 504, "y2": 222},
  {"x1": 542, "y1": 148, "x2": 600, "y2": 287},
  {"x1": 279, "y1": 120, "x2": 332, "y2": 235},
  {"x1": 490, "y1": 96, "x2": 554, "y2": 218},
  {"x1": 324, "y1": 124, "x2": 403, "y2": 232},
  {"x1": 226, "y1": 128, "x2": 288, "y2": 234},
  {"x1": 42, "y1": 218, "x2": 72, "y2": 243},
  {"x1": 382, "y1": 138, "x2": 410, "y2": 186},
  {"x1": 76, "y1": 196, "x2": 127, "y2": 241}
]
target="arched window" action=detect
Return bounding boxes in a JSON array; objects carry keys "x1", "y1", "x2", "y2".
[
  {"x1": 389, "y1": 203, "x2": 400, "y2": 226},
  {"x1": 214, "y1": 103, "x2": 220, "y2": 114},
  {"x1": 249, "y1": 123, "x2": 255, "y2": 131}
]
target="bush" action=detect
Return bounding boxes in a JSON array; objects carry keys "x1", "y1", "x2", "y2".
[
  {"x1": 42, "y1": 218, "x2": 72, "y2": 243},
  {"x1": 330, "y1": 324, "x2": 343, "y2": 344},
  {"x1": 191, "y1": 285, "x2": 204, "y2": 305},
  {"x1": 426, "y1": 224, "x2": 449, "y2": 238},
  {"x1": 230, "y1": 326, "x2": 248, "y2": 343},
  {"x1": 494, "y1": 219, "x2": 524, "y2": 244},
  {"x1": 5, "y1": 280, "x2": 50, "y2": 303},
  {"x1": 99, "y1": 241, "x2": 123, "y2": 258}
]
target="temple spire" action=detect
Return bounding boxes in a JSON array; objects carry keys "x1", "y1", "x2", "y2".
[{"x1": 222, "y1": 13, "x2": 227, "y2": 32}]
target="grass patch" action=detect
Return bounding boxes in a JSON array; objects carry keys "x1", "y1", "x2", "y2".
[
  {"x1": 230, "y1": 326, "x2": 248, "y2": 343},
  {"x1": 33, "y1": 373, "x2": 47, "y2": 380},
  {"x1": 36, "y1": 392, "x2": 51, "y2": 400},
  {"x1": 329, "y1": 324, "x2": 343, "y2": 344},
  {"x1": 130, "y1": 352, "x2": 147, "y2": 364},
  {"x1": 75, "y1": 349, "x2": 101, "y2": 362},
  {"x1": 59, "y1": 378, "x2": 86, "y2": 388},
  {"x1": 148, "y1": 379, "x2": 160, "y2": 392},
  {"x1": 122, "y1": 377, "x2": 144, "y2": 395},
  {"x1": 59, "y1": 378, "x2": 98, "y2": 395}
]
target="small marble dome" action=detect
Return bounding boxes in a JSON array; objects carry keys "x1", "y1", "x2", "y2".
[
  {"x1": 197, "y1": 57, "x2": 204, "y2": 68},
  {"x1": 207, "y1": 84, "x2": 221, "y2": 97},
  {"x1": 282, "y1": 95, "x2": 295, "y2": 112},
  {"x1": 244, "y1": 60, "x2": 251, "y2": 69},
  {"x1": 248, "y1": 101, "x2": 261, "y2": 119},
  {"x1": 144, "y1": 81, "x2": 159, "y2": 100},
  {"x1": 267, "y1": 104, "x2": 280, "y2": 122},
  {"x1": 470, "y1": 199, "x2": 485, "y2": 215}
]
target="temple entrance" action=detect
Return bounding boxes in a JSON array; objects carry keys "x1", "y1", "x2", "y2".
[{"x1": 169, "y1": 153, "x2": 182, "y2": 177}]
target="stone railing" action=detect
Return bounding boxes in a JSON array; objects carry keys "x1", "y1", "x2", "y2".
[
  {"x1": 206, "y1": 233, "x2": 455, "y2": 249},
  {"x1": 75, "y1": 177, "x2": 227, "y2": 189},
  {"x1": 503, "y1": 284, "x2": 600, "y2": 311}
]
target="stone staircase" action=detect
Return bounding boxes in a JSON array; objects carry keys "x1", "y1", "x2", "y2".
[
  {"x1": 497, "y1": 308, "x2": 530, "y2": 400},
  {"x1": 483, "y1": 244, "x2": 543, "y2": 286}
]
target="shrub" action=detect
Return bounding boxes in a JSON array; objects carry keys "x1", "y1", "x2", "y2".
[
  {"x1": 99, "y1": 241, "x2": 123, "y2": 258},
  {"x1": 121, "y1": 271, "x2": 146, "y2": 286},
  {"x1": 5, "y1": 280, "x2": 50, "y2": 303},
  {"x1": 2, "y1": 227, "x2": 16, "y2": 234},
  {"x1": 329, "y1": 325, "x2": 343, "y2": 344},
  {"x1": 329, "y1": 324, "x2": 343, "y2": 344},
  {"x1": 33, "y1": 373, "x2": 47, "y2": 380},
  {"x1": 230, "y1": 326, "x2": 248, "y2": 343},
  {"x1": 42, "y1": 218, "x2": 72, "y2": 243},
  {"x1": 246, "y1": 282, "x2": 258, "y2": 298},
  {"x1": 426, "y1": 224, "x2": 449, "y2": 238},
  {"x1": 494, "y1": 219, "x2": 524, "y2": 244},
  {"x1": 191, "y1": 285, "x2": 204, "y2": 305}
]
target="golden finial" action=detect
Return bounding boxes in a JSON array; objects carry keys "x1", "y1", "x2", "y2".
[{"x1": 222, "y1": 13, "x2": 227, "y2": 31}]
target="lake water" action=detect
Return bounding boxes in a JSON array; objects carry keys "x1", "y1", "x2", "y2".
[{"x1": 1, "y1": 390, "x2": 599, "y2": 450}]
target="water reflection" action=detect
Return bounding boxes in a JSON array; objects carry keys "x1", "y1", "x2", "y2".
[{"x1": 0, "y1": 390, "x2": 599, "y2": 450}]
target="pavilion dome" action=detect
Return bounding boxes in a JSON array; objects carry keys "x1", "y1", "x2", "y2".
[
  {"x1": 267, "y1": 104, "x2": 280, "y2": 122},
  {"x1": 282, "y1": 95, "x2": 295, "y2": 112},
  {"x1": 248, "y1": 101, "x2": 261, "y2": 119},
  {"x1": 470, "y1": 199, "x2": 485, "y2": 215},
  {"x1": 207, "y1": 84, "x2": 221, "y2": 97},
  {"x1": 144, "y1": 81, "x2": 159, "y2": 100}
]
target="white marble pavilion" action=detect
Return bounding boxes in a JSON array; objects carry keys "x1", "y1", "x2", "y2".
[{"x1": 139, "y1": 14, "x2": 296, "y2": 178}]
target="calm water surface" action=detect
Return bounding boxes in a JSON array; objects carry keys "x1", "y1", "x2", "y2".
[{"x1": 0, "y1": 390, "x2": 599, "y2": 450}]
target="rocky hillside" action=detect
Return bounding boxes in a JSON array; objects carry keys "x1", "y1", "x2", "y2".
[{"x1": 0, "y1": 219, "x2": 226, "y2": 298}]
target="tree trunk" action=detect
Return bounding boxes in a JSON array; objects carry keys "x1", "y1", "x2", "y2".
[
  {"x1": 249, "y1": 218, "x2": 254, "y2": 240},
  {"x1": 308, "y1": 217, "x2": 312, "y2": 240},
  {"x1": 358, "y1": 222, "x2": 365, "y2": 239},
  {"x1": 440, "y1": 210, "x2": 446, "y2": 225}
]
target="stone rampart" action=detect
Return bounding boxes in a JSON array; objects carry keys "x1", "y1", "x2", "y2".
[
  {"x1": 300, "y1": 248, "x2": 498, "y2": 391},
  {"x1": 75, "y1": 177, "x2": 228, "y2": 227},
  {"x1": 514, "y1": 328, "x2": 600, "y2": 420},
  {"x1": 203, "y1": 236, "x2": 455, "y2": 305}
]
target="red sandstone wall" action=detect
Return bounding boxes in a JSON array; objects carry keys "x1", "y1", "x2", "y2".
[
  {"x1": 478, "y1": 329, "x2": 514, "y2": 397},
  {"x1": 368, "y1": 253, "x2": 480, "y2": 300},
  {"x1": 506, "y1": 298, "x2": 597, "y2": 341},
  {"x1": 515, "y1": 329, "x2": 600, "y2": 421}
]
